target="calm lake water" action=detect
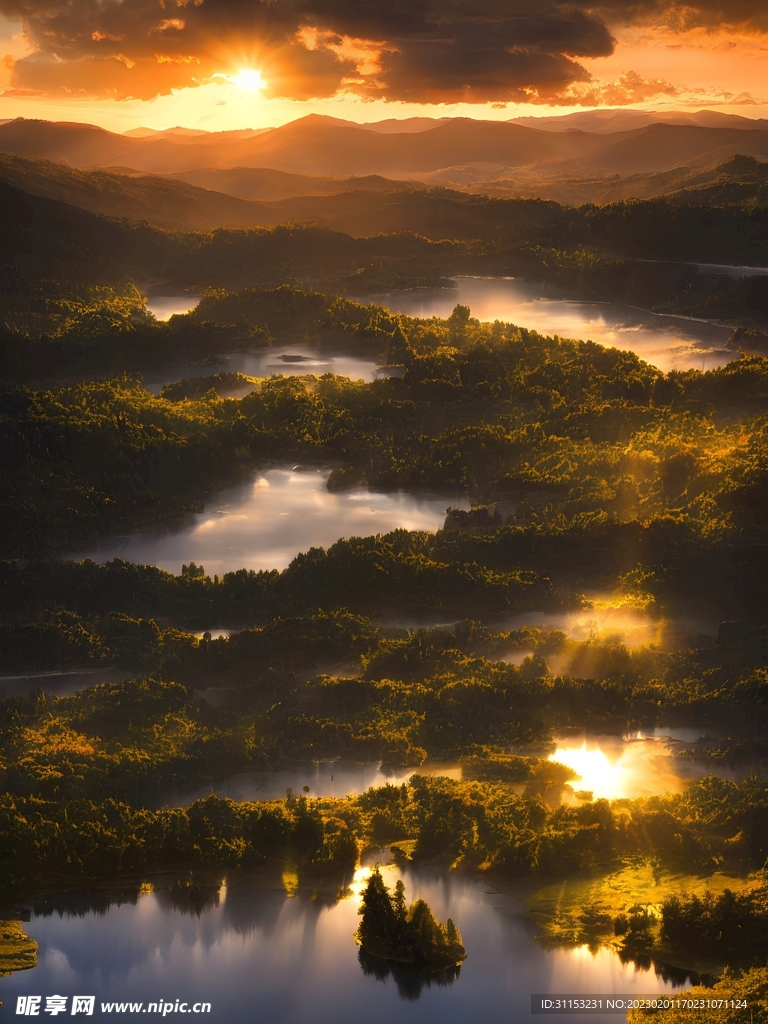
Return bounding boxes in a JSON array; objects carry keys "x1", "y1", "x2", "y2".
[
  {"x1": 160, "y1": 761, "x2": 462, "y2": 808},
  {"x1": 147, "y1": 276, "x2": 738, "y2": 388},
  {"x1": 162, "y1": 731, "x2": 728, "y2": 809},
  {"x1": 0, "y1": 668, "x2": 125, "y2": 698},
  {"x1": 143, "y1": 345, "x2": 384, "y2": 393},
  {"x1": 146, "y1": 295, "x2": 201, "y2": 320},
  {"x1": 71, "y1": 468, "x2": 467, "y2": 576},
  {"x1": 365, "y1": 277, "x2": 735, "y2": 373},
  {"x1": 1, "y1": 858, "x2": 681, "y2": 1024}
]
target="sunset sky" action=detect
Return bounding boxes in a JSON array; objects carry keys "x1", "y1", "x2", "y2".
[{"x1": 0, "y1": 0, "x2": 767, "y2": 133}]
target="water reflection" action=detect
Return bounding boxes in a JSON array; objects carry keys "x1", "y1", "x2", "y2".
[
  {"x1": 161, "y1": 760, "x2": 461, "y2": 808},
  {"x1": 358, "y1": 947, "x2": 461, "y2": 1001},
  {"x1": 146, "y1": 295, "x2": 200, "y2": 321},
  {"x1": 162, "y1": 735, "x2": 714, "y2": 811},
  {"x1": 366, "y1": 277, "x2": 734, "y2": 373},
  {"x1": 0, "y1": 668, "x2": 125, "y2": 698},
  {"x1": 1, "y1": 861, "x2": 680, "y2": 1024},
  {"x1": 549, "y1": 733, "x2": 740, "y2": 802},
  {"x1": 143, "y1": 344, "x2": 384, "y2": 393},
  {"x1": 157, "y1": 880, "x2": 223, "y2": 918},
  {"x1": 71, "y1": 468, "x2": 467, "y2": 576}
]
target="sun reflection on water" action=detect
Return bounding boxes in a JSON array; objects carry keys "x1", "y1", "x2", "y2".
[
  {"x1": 549, "y1": 736, "x2": 697, "y2": 801},
  {"x1": 550, "y1": 743, "x2": 629, "y2": 799}
]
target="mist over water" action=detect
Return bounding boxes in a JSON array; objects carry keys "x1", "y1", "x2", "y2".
[
  {"x1": 71, "y1": 468, "x2": 467, "y2": 576},
  {"x1": 0, "y1": 668, "x2": 126, "y2": 698},
  {"x1": 367, "y1": 277, "x2": 735, "y2": 373},
  {"x1": 145, "y1": 276, "x2": 739, "y2": 389}
]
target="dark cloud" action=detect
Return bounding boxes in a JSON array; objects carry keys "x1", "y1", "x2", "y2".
[
  {"x1": 0, "y1": 0, "x2": 765, "y2": 103},
  {"x1": 592, "y1": 0, "x2": 768, "y2": 32}
]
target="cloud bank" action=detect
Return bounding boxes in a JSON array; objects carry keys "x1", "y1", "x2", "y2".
[{"x1": 0, "y1": 0, "x2": 766, "y2": 104}]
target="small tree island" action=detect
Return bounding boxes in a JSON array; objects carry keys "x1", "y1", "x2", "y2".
[{"x1": 356, "y1": 868, "x2": 467, "y2": 972}]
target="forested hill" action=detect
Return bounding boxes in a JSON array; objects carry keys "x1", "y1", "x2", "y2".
[
  {"x1": 2, "y1": 155, "x2": 768, "y2": 262},
  {"x1": 4, "y1": 176, "x2": 768, "y2": 292},
  {"x1": 0, "y1": 180, "x2": 471, "y2": 296},
  {"x1": 1, "y1": 179, "x2": 767, "y2": 351},
  {"x1": 0, "y1": 155, "x2": 292, "y2": 232}
]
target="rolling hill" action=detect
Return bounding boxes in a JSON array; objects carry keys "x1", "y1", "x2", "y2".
[
  {"x1": 166, "y1": 167, "x2": 423, "y2": 202},
  {"x1": 0, "y1": 152, "x2": 559, "y2": 238},
  {"x1": 1, "y1": 150, "x2": 767, "y2": 254},
  {"x1": 0, "y1": 154, "x2": 279, "y2": 231}
]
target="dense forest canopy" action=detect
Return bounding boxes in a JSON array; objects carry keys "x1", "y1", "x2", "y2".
[
  {"x1": 2, "y1": 291, "x2": 767, "y2": 628},
  {"x1": 2, "y1": 129, "x2": 768, "y2": 1013}
]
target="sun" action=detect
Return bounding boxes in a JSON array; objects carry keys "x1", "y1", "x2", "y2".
[{"x1": 231, "y1": 69, "x2": 265, "y2": 90}]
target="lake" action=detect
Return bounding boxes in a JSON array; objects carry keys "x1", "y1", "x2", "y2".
[
  {"x1": 146, "y1": 295, "x2": 201, "y2": 321},
  {"x1": 162, "y1": 731, "x2": 728, "y2": 809},
  {"x1": 147, "y1": 277, "x2": 738, "y2": 389},
  {"x1": 1, "y1": 857, "x2": 681, "y2": 1024},
  {"x1": 0, "y1": 668, "x2": 125, "y2": 698},
  {"x1": 143, "y1": 345, "x2": 385, "y2": 393},
  {"x1": 364, "y1": 277, "x2": 735, "y2": 373},
  {"x1": 160, "y1": 761, "x2": 462, "y2": 808},
  {"x1": 70, "y1": 468, "x2": 467, "y2": 576}
]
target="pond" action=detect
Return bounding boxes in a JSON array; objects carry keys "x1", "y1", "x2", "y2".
[
  {"x1": 365, "y1": 277, "x2": 735, "y2": 373},
  {"x1": 1, "y1": 858, "x2": 682, "y2": 1024},
  {"x1": 143, "y1": 344, "x2": 385, "y2": 393},
  {"x1": 70, "y1": 468, "x2": 467, "y2": 576}
]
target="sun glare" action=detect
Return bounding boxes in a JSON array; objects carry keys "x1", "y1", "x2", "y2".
[
  {"x1": 549, "y1": 743, "x2": 627, "y2": 800},
  {"x1": 231, "y1": 69, "x2": 265, "y2": 90}
]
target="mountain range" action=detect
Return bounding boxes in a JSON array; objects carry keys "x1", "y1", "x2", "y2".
[
  {"x1": 0, "y1": 149, "x2": 766, "y2": 242},
  {"x1": 2, "y1": 113, "x2": 768, "y2": 179},
  {"x1": 0, "y1": 152, "x2": 553, "y2": 237}
]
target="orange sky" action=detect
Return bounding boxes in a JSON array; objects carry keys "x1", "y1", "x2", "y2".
[{"x1": 0, "y1": 3, "x2": 767, "y2": 132}]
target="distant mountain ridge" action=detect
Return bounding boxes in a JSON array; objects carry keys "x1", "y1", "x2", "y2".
[
  {"x1": 509, "y1": 109, "x2": 768, "y2": 133},
  {"x1": 1, "y1": 113, "x2": 767, "y2": 178}
]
